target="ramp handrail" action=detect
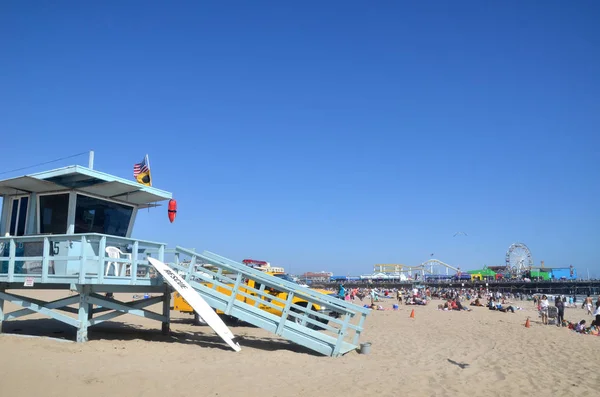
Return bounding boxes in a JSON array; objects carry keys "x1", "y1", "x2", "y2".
[
  {"x1": 176, "y1": 246, "x2": 370, "y2": 316},
  {"x1": 170, "y1": 246, "x2": 370, "y2": 356},
  {"x1": 169, "y1": 260, "x2": 339, "y2": 332}
]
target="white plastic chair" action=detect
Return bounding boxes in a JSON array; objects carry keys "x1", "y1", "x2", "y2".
[{"x1": 105, "y1": 246, "x2": 132, "y2": 277}]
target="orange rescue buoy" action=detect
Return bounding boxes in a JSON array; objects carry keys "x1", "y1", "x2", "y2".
[{"x1": 168, "y1": 199, "x2": 177, "y2": 223}]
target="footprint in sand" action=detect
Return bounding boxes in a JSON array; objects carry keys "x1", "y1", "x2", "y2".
[{"x1": 494, "y1": 367, "x2": 506, "y2": 381}]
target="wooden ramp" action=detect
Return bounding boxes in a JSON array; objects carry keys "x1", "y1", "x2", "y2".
[
  {"x1": 0, "y1": 233, "x2": 370, "y2": 356},
  {"x1": 170, "y1": 247, "x2": 370, "y2": 357}
]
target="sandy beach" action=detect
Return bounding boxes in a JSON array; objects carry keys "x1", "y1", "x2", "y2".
[{"x1": 0, "y1": 290, "x2": 598, "y2": 397}]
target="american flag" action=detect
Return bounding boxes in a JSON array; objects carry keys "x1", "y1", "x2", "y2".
[{"x1": 133, "y1": 155, "x2": 149, "y2": 178}]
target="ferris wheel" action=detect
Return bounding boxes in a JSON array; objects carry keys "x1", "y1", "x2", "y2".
[{"x1": 505, "y1": 243, "x2": 533, "y2": 275}]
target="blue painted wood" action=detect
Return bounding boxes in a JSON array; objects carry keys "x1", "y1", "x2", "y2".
[
  {"x1": 158, "y1": 245, "x2": 164, "y2": 262},
  {"x1": 0, "y1": 196, "x2": 8, "y2": 234},
  {"x1": 98, "y1": 236, "x2": 106, "y2": 284},
  {"x1": 41, "y1": 238, "x2": 49, "y2": 283},
  {"x1": 255, "y1": 283, "x2": 266, "y2": 307},
  {"x1": 7, "y1": 239, "x2": 15, "y2": 282},
  {"x1": 173, "y1": 248, "x2": 369, "y2": 356},
  {"x1": 189, "y1": 284, "x2": 357, "y2": 356},
  {"x1": 131, "y1": 240, "x2": 139, "y2": 285},
  {"x1": 27, "y1": 165, "x2": 172, "y2": 201},
  {"x1": 87, "y1": 295, "x2": 165, "y2": 326},
  {"x1": 353, "y1": 311, "x2": 367, "y2": 345},
  {"x1": 224, "y1": 272, "x2": 243, "y2": 316},
  {"x1": 192, "y1": 250, "x2": 368, "y2": 314},
  {"x1": 87, "y1": 295, "x2": 167, "y2": 323},
  {"x1": 78, "y1": 236, "x2": 86, "y2": 284},
  {"x1": 77, "y1": 287, "x2": 90, "y2": 342},
  {"x1": 4, "y1": 295, "x2": 80, "y2": 319},
  {"x1": 332, "y1": 313, "x2": 352, "y2": 356},
  {"x1": 0, "y1": 291, "x2": 81, "y2": 328},
  {"x1": 0, "y1": 286, "x2": 4, "y2": 332},
  {"x1": 0, "y1": 234, "x2": 368, "y2": 355},
  {"x1": 275, "y1": 291, "x2": 295, "y2": 336},
  {"x1": 67, "y1": 191, "x2": 77, "y2": 234},
  {"x1": 184, "y1": 252, "x2": 196, "y2": 282},
  {"x1": 26, "y1": 193, "x2": 37, "y2": 235},
  {"x1": 161, "y1": 285, "x2": 170, "y2": 335},
  {"x1": 199, "y1": 249, "x2": 370, "y2": 315}
]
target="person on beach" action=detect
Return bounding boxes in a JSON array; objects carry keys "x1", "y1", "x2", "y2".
[
  {"x1": 575, "y1": 320, "x2": 586, "y2": 333},
  {"x1": 555, "y1": 296, "x2": 565, "y2": 327},
  {"x1": 540, "y1": 295, "x2": 549, "y2": 325},
  {"x1": 337, "y1": 284, "x2": 346, "y2": 300},
  {"x1": 592, "y1": 303, "x2": 600, "y2": 327},
  {"x1": 470, "y1": 298, "x2": 483, "y2": 306},
  {"x1": 584, "y1": 295, "x2": 593, "y2": 315},
  {"x1": 498, "y1": 305, "x2": 516, "y2": 313},
  {"x1": 397, "y1": 289, "x2": 402, "y2": 304}
]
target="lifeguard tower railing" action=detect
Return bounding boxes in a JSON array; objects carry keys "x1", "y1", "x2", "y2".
[
  {"x1": 0, "y1": 233, "x2": 166, "y2": 285},
  {"x1": 0, "y1": 233, "x2": 171, "y2": 343},
  {"x1": 0, "y1": 233, "x2": 369, "y2": 357}
]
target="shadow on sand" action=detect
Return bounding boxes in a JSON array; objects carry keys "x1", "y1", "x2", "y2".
[{"x1": 0, "y1": 318, "x2": 321, "y2": 356}]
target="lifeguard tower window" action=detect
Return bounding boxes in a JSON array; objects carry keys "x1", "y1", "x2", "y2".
[
  {"x1": 74, "y1": 194, "x2": 133, "y2": 237},
  {"x1": 9, "y1": 196, "x2": 29, "y2": 236},
  {"x1": 39, "y1": 194, "x2": 69, "y2": 234}
]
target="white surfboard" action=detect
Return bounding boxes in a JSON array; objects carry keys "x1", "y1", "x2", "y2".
[{"x1": 147, "y1": 257, "x2": 241, "y2": 352}]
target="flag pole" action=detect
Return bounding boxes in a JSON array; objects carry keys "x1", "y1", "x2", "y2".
[{"x1": 146, "y1": 154, "x2": 152, "y2": 186}]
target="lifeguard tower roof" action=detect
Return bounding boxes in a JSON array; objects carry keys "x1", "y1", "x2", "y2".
[
  {"x1": 0, "y1": 164, "x2": 172, "y2": 239},
  {"x1": 0, "y1": 165, "x2": 171, "y2": 207}
]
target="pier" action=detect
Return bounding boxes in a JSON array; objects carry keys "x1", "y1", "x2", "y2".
[{"x1": 317, "y1": 280, "x2": 600, "y2": 296}]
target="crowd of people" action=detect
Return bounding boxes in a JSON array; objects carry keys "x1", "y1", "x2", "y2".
[
  {"x1": 332, "y1": 284, "x2": 431, "y2": 307},
  {"x1": 331, "y1": 284, "x2": 600, "y2": 335},
  {"x1": 534, "y1": 293, "x2": 600, "y2": 335}
]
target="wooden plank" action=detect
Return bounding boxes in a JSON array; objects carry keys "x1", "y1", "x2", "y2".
[
  {"x1": 88, "y1": 295, "x2": 164, "y2": 326},
  {"x1": 41, "y1": 238, "x2": 49, "y2": 283},
  {"x1": 0, "y1": 287, "x2": 4, "y2": 333},
  {"x1": 78, "y1": 236, "x2": 86, "y2": 284},
  {"x1": 332, "y1": 313, "x2": 352, "y2": 357},
  {"x1": 0, "y1": 291, "x2": 80, "y2": 328},
  {"x1": 7, "y1": 239, "x2": 15, "y2": 282},
  {"x1": 352, "y1": 312, "x2": 367, "y2": 345},
  {"x1": 87, "y1": 295, "x2": 166, "y2": 323},
  {"x1": 77, "y1": 288, "x2": 89, "y2": 342},
  {"x1": 161, "y1": 285, "x2": 170, "y2": 335},
  {"x1": 5, "y1": 293, "x2": 79, "y2": 310},
  {"x1": 198, "y1": 249, "x2": 370, "y2": 315},
  {"x1": 158, "y1": 244, "x2": 165, "y2": 262},
  {"x1": 98, "y1": 236, "x2": 106, "y2": 284},
  {"x1": 131, "y1": 241, "x2": 138, "y2": 285},
  {"x1": 224, "y1": 273, "x2": 243, "y2": 316},
  {"x1": 185, "y1": 254, "x2": 196, "y2": 282},
  {"x1": 275, "y1": 291, "x2": 295, "y2": 336}
]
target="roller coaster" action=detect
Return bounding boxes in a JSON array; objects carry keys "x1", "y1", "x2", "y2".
[{"x1": 373, "y1": 259, "x2": 461, "y2": 280}]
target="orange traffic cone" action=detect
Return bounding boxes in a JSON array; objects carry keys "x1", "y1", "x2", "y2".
[
  {"x1": 525, "y1": 317, "x2": 530, "y2": 328},
  {"x1": 410, "y1": 309, "x2": 415, "y2": 319}
]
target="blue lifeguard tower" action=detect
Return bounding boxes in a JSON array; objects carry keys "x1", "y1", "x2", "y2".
[
  {"x1": 0, "y1": 157, "x2": 369, "y2": 356},
  {"x1": 0, "y1": 162, "x2": 174, "y2": 342}
]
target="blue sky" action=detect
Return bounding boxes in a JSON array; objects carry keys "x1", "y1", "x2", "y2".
[{"x1": 1, "y1": 1, "x2": 598, "y2": 277}]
